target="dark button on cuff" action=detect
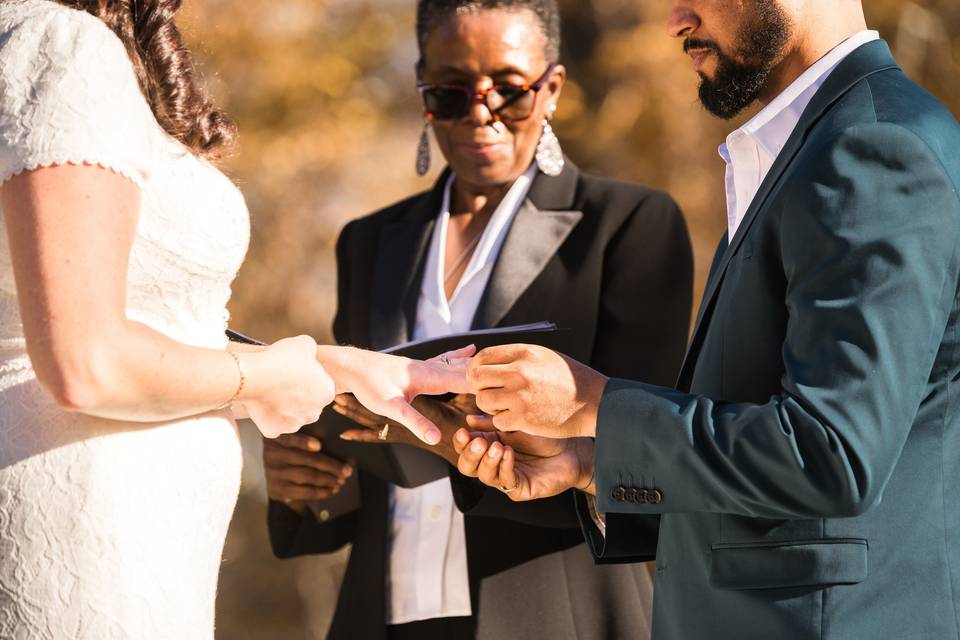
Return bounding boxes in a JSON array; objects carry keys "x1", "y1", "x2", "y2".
[
  {"x1": 612, "y1": 486, "x2": 626, "y2": 502},
  {"x1": 648, "y1": 489, "x2": 663, "y2": 505}
]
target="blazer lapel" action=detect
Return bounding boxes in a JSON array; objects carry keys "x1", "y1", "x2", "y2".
[
  {"x1": 678, "y1": 40, "x2": 901, "y2": 383},
  {"x1": 369, "y1": 175, "x2": 447, "y2": 350},
  {"x1": 473, "y1": 163, "x2": 583, "y2": 329}
]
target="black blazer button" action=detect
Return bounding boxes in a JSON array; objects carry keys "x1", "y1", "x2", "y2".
[
  {"x1": 637, "y1": 489, "x2": 649, "y2": 504},
  {"x1": 612, "y1": 486, "x2": 626, "y2": 501},
  {"x1": 648, "y1": 489, "x2": 663, "y2": 505},
  {"x1": 624, "y1": 487, "x2": 638, "y2": 503}
]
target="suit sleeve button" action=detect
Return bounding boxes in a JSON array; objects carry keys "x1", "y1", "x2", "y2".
[
  {"x1": 648, "y1": 489, "x2": 663, "y2": 505},
  {"x1": 624, "y1": 487, "x2": 638, "y2": 503},
  {"x1": 612, "y1": 486, "x2": 626, "y2": 501}
]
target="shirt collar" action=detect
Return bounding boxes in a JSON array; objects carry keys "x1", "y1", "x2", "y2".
[{"x1": 720, "y1": 30, "x2": 880, "y2": 162}]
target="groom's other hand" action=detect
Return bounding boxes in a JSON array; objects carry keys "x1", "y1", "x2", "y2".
[
  {"x1": 263, "y1": 434, "x2": 353, "y2": 514},
  {"x1": 467, "y1": 344, "x2": 609, "y2": 439}
]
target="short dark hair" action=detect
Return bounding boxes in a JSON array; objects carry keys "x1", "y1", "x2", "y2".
[{"x1": 416, "y1": 0, "x2": 561, "y2": 63}]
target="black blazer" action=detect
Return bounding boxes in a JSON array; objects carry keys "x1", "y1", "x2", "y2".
[{"x1": 267, "y1": 162, "x2": 693, "y2": 640}]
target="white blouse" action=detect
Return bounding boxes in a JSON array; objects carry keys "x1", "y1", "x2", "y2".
[{"x1": 386, "y1": 165, "x2": 536, "y2": 624}]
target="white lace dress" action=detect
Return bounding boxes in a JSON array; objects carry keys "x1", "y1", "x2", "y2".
[{"x1": 0, "y1": 2, "x2": 249, "y2": 638}]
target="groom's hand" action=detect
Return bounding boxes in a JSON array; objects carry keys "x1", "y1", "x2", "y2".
[
  {"x1": 452, "y1": 428, "x2": 595, "y2": 501},
  {"x1": 467, "y1": 344, "x2": 608, "y2": 439}
]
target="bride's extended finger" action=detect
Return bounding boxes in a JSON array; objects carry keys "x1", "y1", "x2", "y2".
[
  {"x1": 456, "y1": 436, "x2": 490, "y2": 478},
  {"x1": 429, "y1": 344, "x2": 477, "y2": 364},
  {"x1": 381, "y1": 397, "x2": 441, "y2": 445}
]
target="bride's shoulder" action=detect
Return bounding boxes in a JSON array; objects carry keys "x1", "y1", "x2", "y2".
[
  {"x1": 0, "y1": 0, "x2": 127, "y2": 66},
  {"x1": 0, "y1": 1, "x2": 157, "y2": 187}
]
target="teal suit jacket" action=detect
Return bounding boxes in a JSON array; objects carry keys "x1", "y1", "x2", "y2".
[{"x1": 580, "y1": 40, "x2": 960, "y2": 639}]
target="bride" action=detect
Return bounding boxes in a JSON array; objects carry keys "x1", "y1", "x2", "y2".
[{"x1": 0, "y1": 0, "x2": 470, "y2": 637}]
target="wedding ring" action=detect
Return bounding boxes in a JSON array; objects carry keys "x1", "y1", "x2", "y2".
[
  {"x1": 499, "y1": 480, "x2": 520, "y2": 494},
  {"x1": 378, "y1": 423, "x2": 390, "y2": 441}
]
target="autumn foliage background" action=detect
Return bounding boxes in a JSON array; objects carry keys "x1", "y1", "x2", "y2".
[{"x1": 172, "y1": 2, "x2": 960, "y2": 637}]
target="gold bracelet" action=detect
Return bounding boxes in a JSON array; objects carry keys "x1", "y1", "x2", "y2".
[{"x1": 218, "y1": 349, "x2": 245, "y2": 410}]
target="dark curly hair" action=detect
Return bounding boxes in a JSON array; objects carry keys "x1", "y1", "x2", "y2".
[
  {"x1": 416, "y1": 0, "x2": 561, "y2": 62},
  {"x1": 54, "y1": 0, "x2": 236, "y2": 159}
]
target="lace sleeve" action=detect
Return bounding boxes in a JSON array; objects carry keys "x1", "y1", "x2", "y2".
[{"x1": 0, "y1": 3, "x2": 157, "y2": 187}]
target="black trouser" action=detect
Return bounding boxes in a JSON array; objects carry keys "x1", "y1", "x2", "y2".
[{"x1": 385, "y1": 616, "x2": 473, "y2": 640}]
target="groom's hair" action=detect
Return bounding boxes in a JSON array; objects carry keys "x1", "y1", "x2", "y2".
[{"x1": 416, "y1": 0, "x2": 561, "y2": 63}]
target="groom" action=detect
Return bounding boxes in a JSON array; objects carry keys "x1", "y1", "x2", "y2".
[{"x1": 453, "y1": 1, "x2": 960, "y2": 638}]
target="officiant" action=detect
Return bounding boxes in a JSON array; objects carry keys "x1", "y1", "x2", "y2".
[{"x1": 263, "y1": 1, "x2": 692, "y2": 638}]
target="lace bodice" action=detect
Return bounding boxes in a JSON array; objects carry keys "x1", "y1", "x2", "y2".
[
  {"x1": 0, "y1": 0, "x2": 250, "y2": 353},
  {"x1": 0, "y1": 2, "x2": 248, "y2": 637}
]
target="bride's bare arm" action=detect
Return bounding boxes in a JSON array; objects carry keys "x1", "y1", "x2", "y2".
[{"x1": 1, "y1": 164, "x2": 333, "y2": 436}]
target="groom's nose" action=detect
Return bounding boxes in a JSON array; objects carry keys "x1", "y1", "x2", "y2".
[{"x1": 667, "y1": 3, "x2": 701, "y2": 38}]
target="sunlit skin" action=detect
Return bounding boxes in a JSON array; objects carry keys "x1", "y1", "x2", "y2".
[
  {"x1": 666, "y1": 0, "x2": 867, "y2": 106},
  {"x1": 421, "y1": 9, "x2": 566, "y2": 299}
]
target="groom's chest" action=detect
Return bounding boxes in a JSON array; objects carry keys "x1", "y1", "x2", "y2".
[{"x1": 686, "y1": 191, "x2": 790, "y2": 403}]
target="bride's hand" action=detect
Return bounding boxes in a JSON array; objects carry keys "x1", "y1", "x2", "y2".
[
  {"x1": 236, "y1": 336, "x2": 336, "y2": 439},
  {"x1": 323, "y1": 345, "x2": 475, "y2": 445}
]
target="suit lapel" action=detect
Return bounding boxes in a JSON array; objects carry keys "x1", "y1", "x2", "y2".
[
  {"x1": 473, "y1": 201, "x2": 582, "y2": 329},
  {"x1": 368, "y1": 176, "x2": 447, "y2": 350},
  {"x1": 473, "y1": 163, "x2": 583, "y2": 329},
  {"x1": 678, "y1": 40, "x2": 901, "y2": 384}
]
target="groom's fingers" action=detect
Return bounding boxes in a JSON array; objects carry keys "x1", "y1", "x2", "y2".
[
  {"x1": 456, "y1": 436, "x2": 491, "y2": 478},
  {"x1": 498, "y1": 447, "x2": 521, "y2": 501},
  {"x1": 472, "y1": 344, "x2": 527, "y2": 367},
  {"x1": 465, "y1": 414, "x2": 495, "y2": 431},
  {"x1": 467, "y1": 363, "x2": 520, "y2": 390},
  {"x1": 475, "y1": 388, "x2": 511, "y2": 416},
  {"x1": 381, "y1": 397, "x2": 441, "y2": 445},
  {"x1": 477, "y1": 441, "x2": 505, "y2": 488}
]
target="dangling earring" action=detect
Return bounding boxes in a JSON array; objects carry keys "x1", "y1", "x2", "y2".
[
  {"x1": 536, "y1": 105, "x2": 564, "y2": 177},
  {"x1": 416, "y1": 120, "x2": 432, "y2": 177}
]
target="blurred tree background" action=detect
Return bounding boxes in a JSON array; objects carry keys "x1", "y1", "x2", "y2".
[{"x1": 174, "y1": 2, "x2": 959, "y2": 637}]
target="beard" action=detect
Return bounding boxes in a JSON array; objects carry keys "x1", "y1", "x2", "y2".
[{"x1": 687, "y1": 1, "x2": 792, "y2": 119}]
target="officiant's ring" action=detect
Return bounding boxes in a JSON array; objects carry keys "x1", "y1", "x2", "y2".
[
  {"x1": 378, "y1": 423, "x2": 390, "y2": 441},
  {"x1": 499, "y1": 481, "x2": 520, "y2": 494},
  {"x1": 440, "y1": 354, "x2": 452, "y2": 366}
]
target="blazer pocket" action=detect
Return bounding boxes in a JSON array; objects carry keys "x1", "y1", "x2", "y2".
[{"x1": 711, "y1": 538, "x2": 868, "y2": 590}]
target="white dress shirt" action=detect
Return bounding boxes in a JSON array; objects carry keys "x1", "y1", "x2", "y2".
[
  {"x1": 719, "y1": 30, "x2": 879, "y2": 241},
  {"x1": 385, "y1": 165, "x2": 537, "y2": 625}
]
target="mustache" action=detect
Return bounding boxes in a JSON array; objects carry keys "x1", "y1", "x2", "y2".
[{"x1": 683, "y1": 38, "x2": 722, "y2": 55}]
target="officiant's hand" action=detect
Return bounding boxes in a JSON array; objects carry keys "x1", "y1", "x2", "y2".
[
  {"x1": 263, "y1": 433, "x2": 353, "y2": 515},
  {"x1": 452, "y1": 428, "x2": 596, "y2": 501},
  {"x1": 319, "y1": 345, "x2": 475, "y2": 446},
  {"x1": 335, "y1": 394, "x2": 481, "y2": 466},
  {"x1": 467, "y1": 344, "x2": 608, "y2": 439}
]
